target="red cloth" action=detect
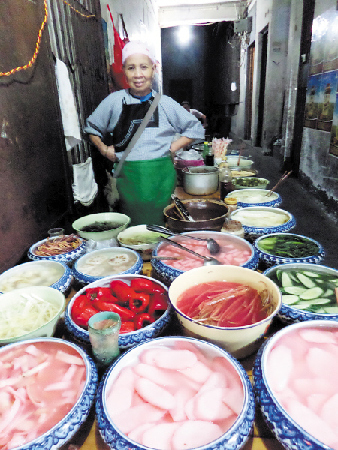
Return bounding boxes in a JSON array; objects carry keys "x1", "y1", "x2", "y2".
[{"x1": 108, "y1": 7, "x2": 129, "y2": 90}]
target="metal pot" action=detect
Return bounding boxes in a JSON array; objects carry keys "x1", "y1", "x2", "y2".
[{"x1": 183, "y1": 166, "x2": 219, "y2": 195}]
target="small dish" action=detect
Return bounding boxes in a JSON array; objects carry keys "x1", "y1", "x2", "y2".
[
  {"x1": 28, "y1": 235, "x2": 86, "y2": 265},
  {"x1": 117, "y1": 224, "x2": 165, "y2": 261}
]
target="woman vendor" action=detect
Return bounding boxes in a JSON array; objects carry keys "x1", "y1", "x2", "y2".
[{"x1": 84, "y1": 41, "x2": 204, "y2": 226}]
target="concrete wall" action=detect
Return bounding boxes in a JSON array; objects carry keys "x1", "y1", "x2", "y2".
[
  {"x1": 233, "y1": 0, "x2": 291, "y2": 149},
  {"x1": 300, "y1": 0, "x2": 338, "y2": 205}
]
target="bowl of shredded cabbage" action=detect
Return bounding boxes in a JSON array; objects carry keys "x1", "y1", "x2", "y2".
[{"x1": 0, "y1": 286, "x2": 65, "y2": 345}]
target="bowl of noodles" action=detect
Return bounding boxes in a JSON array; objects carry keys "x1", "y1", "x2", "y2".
[
  {"x1": 168, "y1": 265, "x2": 282, "y2": 359},
  {"x1": 28, "y1": 234, "x2": 86, "y2": 265},
  {"x1": 0, "y1": 286, "x2": 65, "y2": 345}
]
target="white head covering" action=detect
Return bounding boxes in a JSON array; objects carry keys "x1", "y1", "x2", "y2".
[{"x1": 122, "y1": 41, "x2": 155, "y2": 64}]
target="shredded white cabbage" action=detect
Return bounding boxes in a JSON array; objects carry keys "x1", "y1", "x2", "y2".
[{"x1": 0, "y1": 294, "x2": 59, "y2": 340}]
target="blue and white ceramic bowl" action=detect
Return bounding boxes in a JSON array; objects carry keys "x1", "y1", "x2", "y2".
[
  {"x1": 230, "y1": 206, "x2": 296, "y2": 239},
  {"x1": 253, "y1": 320, "x2": 338, "y2": 450},
  {"x1": 151, "y1": 231, "x2": 258, "y2": 285},
  {"x1": 96, "y1": 336, "x2": 255, "y2": 450},
  {"x1": 65, "y1": 274, "x2": 172, "y2": 350},
  {"x1": 264, "y1": 263, "x2": 338, "y2": 323},
  {"x1": 73, "y1": 247, "x2": 143, "y2": 285},
  {"x1": 255, "y1": 233, "x2": 325, "y2": 268},
  {"x1": 225, "y1": 189, "x2": 282, "y2": 208},
  {"x1": 0, "y1": 337, "x2": 98, "y2": 449},
  {"x1": 28, "y1": 235, "x2": 86, "y2": 265},
  {"x1": 0, "y1": 260, "x2": 72, "y2": 294}
]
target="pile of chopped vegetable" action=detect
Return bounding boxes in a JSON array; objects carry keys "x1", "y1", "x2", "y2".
[
  {"x1": 0, "y1": 293, "x2": 60, "y2": 340},
  {"x1": 71, "y1": 278, "x2": 168, "y2": 333},
  {"x1": 268, "y1": 268, "x2": 338, "y2": 314},
  {"x1": 257, "y1": 234, "x2": 320, "y2": 258}
]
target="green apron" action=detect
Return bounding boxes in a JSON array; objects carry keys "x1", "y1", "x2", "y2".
[{"x1": 116, "y1": 156, "x2": 176, "y2": 226}]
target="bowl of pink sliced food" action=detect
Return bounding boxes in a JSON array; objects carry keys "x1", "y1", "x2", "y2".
[
  {"x1": 0, "y1": 337, "x2": 98, "y2": 450},
  {"x1": 253, "y1": 320, "x2": 338, "y2": 450},
  {"x1": 151, "y1": 231, "x2": 258, "y2": 285},
  {"x1": 96, "y1": 336, "x2": 255, "y2": 450}
]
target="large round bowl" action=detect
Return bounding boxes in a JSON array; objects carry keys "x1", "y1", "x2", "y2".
[
  {"x1": 255, "y1": 233, "x2": 325, "y2": 267},
  {"x1": 0, "y1": 286, "x2": 65, "y2": 345},
  {"x1": 28, "y1": 234, "x2": 86, "y2": 264},
  {"x1": 264, "y1": 263, "x2": 338, "y2": 323},
  {"x1": 117, "y1": 224, "x2": 165, "y2": 261},
  {"x1": 0, "y1": 260, "x2": 72, "y2": 294},
  {"x1": 73, "y1": 247, "x2": 143, "y2": 285},
  {"x1": 65, "y1": 274, "x2": 172, "y2": 350},
  {"x1": 96, "y1": 336, "x2": 255, "y2": 450},
  {"x1": 151, "y1": 231, "x2": 258, "y2": 285},
  {"x1": 164, "y1": 199, "x2": 228, "y2": 233},
  {"x1": 225, "y1": 189, "x2": 282, "y2": 208},
  {"x1": 168, "y1": 265, "x2": 282, "y2": 359},
  {"x1": 253, "y1": 320, "x2": 338, "y2": 450},
  {"x1": 72, "y1": 212, "x2": 131, "y2": 241},
  {"x1": 226, "y1": 156, "x2": 254, "y2": 170},
  {"x1": 0, "y1": 337, "x2": 98, "y2": 448},
  {"x1": 230, "y1": 206, "x2": 296, "y2": 239}
]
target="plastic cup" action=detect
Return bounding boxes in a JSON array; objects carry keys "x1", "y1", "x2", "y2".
[{"x1": 88, "y1": 312, "x2": 121, "y2": 366}]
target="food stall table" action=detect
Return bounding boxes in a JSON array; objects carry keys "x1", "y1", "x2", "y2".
[{"x1": 64, "y1": 187, "x2": 286, "y2": 450}]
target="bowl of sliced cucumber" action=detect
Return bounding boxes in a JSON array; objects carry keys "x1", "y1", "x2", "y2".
[{"x1": 264, "y1": 263, "x2": 338, "y2": 323}]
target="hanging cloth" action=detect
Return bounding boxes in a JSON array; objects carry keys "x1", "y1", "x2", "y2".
[{"x1": 107, "y1": 5, "x2": 129, "y2": 90}]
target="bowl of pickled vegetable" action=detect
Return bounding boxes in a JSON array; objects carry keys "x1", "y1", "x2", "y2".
[
  {"x1": 72, "y1": 212, "x2": 131, "y2": 241},
  {"x1": 0, "y1": 286, "x2": 65, "y2": 345},
  {"x1": 168, "y1": 265, "x2": 282, "y2": 359},
  {"x1": 255, "y1": 233, "x2": 325, "y2": 267},
  {"x1": 65, "y1": 274, "x2": 172, "y2": 350},
  {"x1": 96, "y1": 336, "x2": 255, "y2": 450},
  {"x1": 264, "y1": 263, "x2": 338, "y2": 323},
  {"x1": 225, "y1": 189, "x2": 282, "y2": 208},
  {"x1": 28, "y1": 234, "x2": 86, "y2": 264},
  {"x1": 253, "y1": 320, "x2": 338, "y2": 450},
  {"x1": 232, "y1": 177, "x2": 270, "y2": 190}
]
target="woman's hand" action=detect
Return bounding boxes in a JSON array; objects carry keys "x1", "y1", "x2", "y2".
[
  {"x1": 103, "y1": 145, "x2": 118, "y2": 162},
  {"x1": 89, "y1": 134, "x2": 117, "y2": 162}
]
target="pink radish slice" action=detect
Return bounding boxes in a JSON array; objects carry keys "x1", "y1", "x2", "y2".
[
  {"x1": 135, "y1": 377, "x2": 176, "y2": 410},
  {"x1": 180, "y1": 360, "x2": 212, "y2": 384},
  {"x1": 112, "y1": 403, "x2": 166, "y2": 434},
  {"x1": 141, "y1": 422, "x2": 181, "y2": 450},
  {"x1": 195, "y1": 388, "x2": 233, "y2": 421},
  {"x1": 171, "y1": 420, "x2": 223, "y2": 449},
  {"x1": 128, "y1": 423, "x2": 153, "y2": 443},
  {"x1": 152, "y1": 349, "x2": 198, "y2": 370},
  {"x1": 134, "y1": 363, "x2": 187, "y2": 388},
  {"x1": 169, "y1": 386, "x2": 196, "y2": 422}
]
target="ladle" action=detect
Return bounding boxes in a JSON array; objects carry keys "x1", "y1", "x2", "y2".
[
  {"x1": 156, "y1": 235, "x2": 221, "y2": 266},
  {"x1": 147, "y1": 224, "x2": 221, "y2": 255}
]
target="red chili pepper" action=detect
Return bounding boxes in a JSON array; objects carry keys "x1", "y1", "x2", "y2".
[
  {"x1": 134, "y1": 313, "x2": 155, "y2": 330},
  {"x1": 72, "y1": 304, "x2": 98, "y2": 328},
  {"x1": 120, "y1": 321, "x2": 136, "y2": 334},
  {"x1": 95, "y1": 300, "x2": 135, "y2": 321},
  {"x1": 148, "y1": 292, "x2": 168, "y2": 317},
  {"x1": 130, "y1": 278, "x2": 165, "y2": 295},
  {"x1": 85, "y1": 287, "x2": 99, "y2": 301},
  {"x1": 71, "y1": 295, "x2": 89, "y2": 318},
  {"x1": 128, "y1": 292, "x2": 150, "y2": 313},
  {"x1": 110, "y1": 280, "x2": 134, "y2": 304},
  {"x1": 95, "y1": 287, "x2": 118, "y2": 303}
]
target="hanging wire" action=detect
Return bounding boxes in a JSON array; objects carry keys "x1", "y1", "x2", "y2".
[{"x1": 0, "y1": 0, "x2": 95, "y2": 78}]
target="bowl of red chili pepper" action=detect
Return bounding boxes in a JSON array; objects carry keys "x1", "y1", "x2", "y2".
[
  {"x1": 168, "y1": 265, "x2": 282, "y2": 359},
  {"x1": 65, "y1": 274, "x2": 172, "y2": 351}
]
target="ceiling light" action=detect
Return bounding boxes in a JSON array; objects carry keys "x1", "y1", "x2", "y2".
[{"x1": 177, "y1": 26, "x2": 192, "y2": 45}]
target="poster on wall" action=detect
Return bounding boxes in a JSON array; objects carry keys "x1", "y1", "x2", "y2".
[
  {"x1": 304, "y1": 74, "x2": 321, "y2": 129},
  {"x1": 317, "y1": 70, "x2": 337, "y2": 131},
  {"x1": 322, "y1": 13, "x2": 338, "y2": 72},
  {"x1": 329, "y1": 92, "x2": 338, "y2": 156}
]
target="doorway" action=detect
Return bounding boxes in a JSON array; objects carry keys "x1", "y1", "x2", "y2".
[
  {"x1": 255, "y1": 26, "x2": 268, "y2": 147},
  {"x1": 169, "y1": 79, "x2": 193, "y2": 105},
  {"x1": 245, "y1": 43, "x2": 255, "y2": 140}
]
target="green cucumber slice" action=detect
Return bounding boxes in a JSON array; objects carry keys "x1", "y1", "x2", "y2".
[
  {"x1": 282, "y1": 295, "x2": 299, "y2": 305},
  {"x1": 284, "y1": 286, "x2": 307, "y2": 295},
  {"x1": 302, "y1": 271, "x2": 320, "y2": 278},
  {"x1": 281, "y1": 272, "x2": 293, "y2": 288},
  {"x1": 299, "y1": 287, "x2": 323, "y2": 300},
  {"x1": 306, "y1": 297, "x2": 331, "y2": 306},
  {"x1": 294, "y1": 301, "x2": 312, "y2": 310},
  {"x1": 323, "y1": 305, "x2": 338, "y2": 314},
  {"x1": 296, "y1": 273, "x2": 316, "y2": 289}
]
